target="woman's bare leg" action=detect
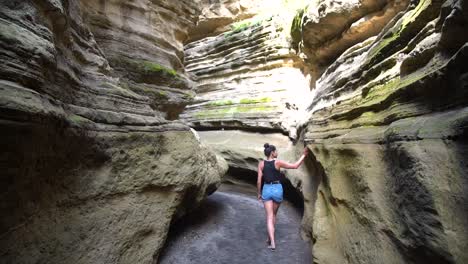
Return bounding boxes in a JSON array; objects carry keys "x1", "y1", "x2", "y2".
[
  {"x1": 263, "y1": 200, "x2": 276, "y2": 249},
  {"x1": 273, "y1": 201, "x2": 281, "y2": 225},
  {"x1": 267, "y1": 202, "x2": 281, "y2": 245}
]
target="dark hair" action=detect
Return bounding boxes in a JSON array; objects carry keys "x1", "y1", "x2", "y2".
[{"x1": 264, "y1": 143, "x2": 276, "y2": 157}]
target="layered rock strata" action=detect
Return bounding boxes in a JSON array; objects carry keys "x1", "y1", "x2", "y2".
[
  {"x1": 0, "y1": 1, "x2": 227, "y2": 263},
  {"x1": 186, "y1": 0, "x2": 468, "y2": 262},
  {"x1": 183, "y1": 0, "x2": 468, "y2": 262},
  {"x1": 189, "y1": 0, "x2": 274, "y2": 41},
  {"x1": 298, "y1": 0, "x2": 411, "y2": 82},
  {"x1": 80, "y1": 0, "x2": 200, "y2": 120},
  {"x1": 189, "y1": 0, "x2": 309, "y2": 42},
  {"x1": 181, "y1": 16, "x2": 311, "y2": 136},
  {"x1": 300, "y1": 0, "x2": 468, "y2": 262},
  {"x1": 3, "y1": 0, "x2": 467, "y2": 263}
]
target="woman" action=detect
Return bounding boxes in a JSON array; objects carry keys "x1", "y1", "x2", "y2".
[{"x1": 257, "y1": 143, "x2": 308, "y2": 251}]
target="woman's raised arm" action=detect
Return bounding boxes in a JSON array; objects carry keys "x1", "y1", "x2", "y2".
[{"x1": 276, "y1": 148, "x2": 308, "y2": 169}]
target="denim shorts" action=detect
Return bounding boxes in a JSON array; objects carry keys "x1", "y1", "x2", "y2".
[{"x1": 262, "y1": 183, "x2": 283, "y2": 203}]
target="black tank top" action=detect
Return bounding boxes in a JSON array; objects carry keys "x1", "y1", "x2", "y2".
[{"x1": 262, "y1": 160, "x2": 281, "y2": 183}]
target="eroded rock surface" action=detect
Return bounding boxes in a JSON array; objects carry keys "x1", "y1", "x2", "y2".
[
  {"x1": 183, "y1": 0, "x2": 468, "y2": 263},
  {"x1": 0, "y1": 1, "x2": 227, "y2": 263},
  {"x1": 198, "y1": 130, "x2": 291, "y2": 172},
  {"x1": 1, "y1": 126, "x2": 227, "y2": 263},
  {"x1": 2, "y1": 0, "x2": 468, "y2": 263},
  {"x1": 181, "y1": 16, "x2": 311, "y2": 136},
  {"x1": 189, "y1": 0, "x2": 274, "y2": 41},
  {"x1": 299, "y1": 0, "x2": 410, "y2": 80},
  {"x1": 300, "y1": 0, "x2": 468, "y2": 262},
  {"x1": 80, "y1": 0, "x2": 200, "y2": 120}
]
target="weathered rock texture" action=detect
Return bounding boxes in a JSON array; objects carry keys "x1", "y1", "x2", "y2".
[
  {"x1": 298, "y1": 0, "x2": 411, "y2": 81},
  {"x1": 2, "y1": 0, "x2": 468, "y2": 263},
  {"x1": 0, "y1": 0, "x2": 227, "y2": 263},
  {"x1": 183, "y1": 0, "x2": 468, "y2": 263},
  {"x1": 299, "y1": 0, "x2": 468, "y2": 262},
  {"x1": 181, "y1": 15, "x2": 311, "y2": 136},
  {"x1": 189, "y1": 0, "x2": 273, "y2": 41},
  {"x1": 189, "y1": 0, "x2": 309, "y2": 41},
  {"x1": 80, "y1": 0, "x2": 200, "y2": 120},
  {"x1": 1, "y1": 127, "x2": 227, "y2": 263}
]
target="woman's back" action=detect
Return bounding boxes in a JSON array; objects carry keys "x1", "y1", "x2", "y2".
[{"x1": 262, "y1": 160, "x2": 281, "y2": 183}]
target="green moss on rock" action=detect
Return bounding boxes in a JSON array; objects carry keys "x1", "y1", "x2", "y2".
[
  {"x1": 209, "y1": 100, "x2": 234, "y2": 106},
  {"x1": 239, "y1": 97, "x2": 272, "y2": 104},
  {"x1": 112, "y1": 57, "x2": 180, "y2": 80},
  {"x1": 237, "y1": 105, "x2": 276, "y2": 112},
  {"x1": 141, "y1": 61, "x2": 178, "y2": 77},
  {"x1": 224, "y1": 16, "x2": 273, "y2": 38},
  {"x1": 182, "y1": 93, "x2": 195, "y2": 100},
  {"x1": 68, "y1": 114, "x2": 94, "y2": 126},
  {"x1": 208, "y1": 97, "x2": 272, "y2": 107},
  {"x1": 195, "y1": 105, "x2": 277, "y2": 119},
  {"x1": 158, "y1": 91, "x2": 168, "y2": 98},
  {"x1": 290, "y1": 8, "x2": 305, "y2": 48},
  {"x1": 367, "y1": 0, "x2": 433, "y2": 63}
]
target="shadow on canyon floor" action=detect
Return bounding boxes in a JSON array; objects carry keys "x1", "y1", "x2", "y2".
[{"x1": 159, "y1": 184, "x2": 312, "y2": 264}]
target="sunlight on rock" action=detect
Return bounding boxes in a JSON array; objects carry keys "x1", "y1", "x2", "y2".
[{"x1": 1, "y1": 0, "x2": 467, "y2": 263}]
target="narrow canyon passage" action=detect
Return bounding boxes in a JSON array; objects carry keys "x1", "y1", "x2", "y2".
[
  {"x1": 1, "y1": 0, "x2": 467, "y2": 263},
  {"x1": 159, "y1": 184, "x2": 312, "y2": 264}
]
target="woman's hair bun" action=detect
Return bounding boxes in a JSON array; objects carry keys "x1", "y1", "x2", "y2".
[{"x1": 263, "y1": 143, "x2": 276, "y2": 157}]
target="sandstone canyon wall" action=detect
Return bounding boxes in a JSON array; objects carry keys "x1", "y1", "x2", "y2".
[
  {"x1": 182, "y1": 0, "x2": 468, "y2": 263},
  {"x1": 0, "y1": 1, "x2": 227, "y2": 263},
  {"x1": 301, "y1": 0, "x2": 468, "y2": 262},
  {"x1": 181, "y1": 14, "x2": 311, "y2": 136},
  {"x1": 1, "y1": 0, "x2": 467, "y2": 263}
]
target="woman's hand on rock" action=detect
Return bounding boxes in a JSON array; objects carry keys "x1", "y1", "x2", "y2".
[{"x1": 303, "y1": 147, "x2": 309, "y2": 156}]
